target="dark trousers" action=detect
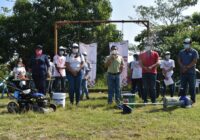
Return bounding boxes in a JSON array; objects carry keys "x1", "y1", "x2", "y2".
[
  {"x1": 32, "y1": 75, "x2": 46, "y2": 95},
  {"x1": 131, "y1": 78, "x2": 143, "y2": 98},
  {"x1": 180, "y1": 74, "x2": 196, "y2": 103},
  {"x1": 67, "y1": 72, "x2": 82, "y2": 104},
  {"x1": 142, "y1": 73, "x2": 157, "y2": 103},
  {"x1": 162, "y1": 82, "x2": 175, "y2": 97},
  {"x1": 54, "y1": 76, "x2": 66, "y2": 92}
]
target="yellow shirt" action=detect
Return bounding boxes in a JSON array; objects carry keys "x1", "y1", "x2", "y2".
[{"x1": 105, "y1": 55, "x2": 124, "y2": 73}]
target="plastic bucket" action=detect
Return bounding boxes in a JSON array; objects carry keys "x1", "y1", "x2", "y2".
[
  {"x1": 122, "y1": 93, "x2": 135, "y2": 108},
  {"x1": 52, "y1": 93, "x2": 66, "y2": 108}
]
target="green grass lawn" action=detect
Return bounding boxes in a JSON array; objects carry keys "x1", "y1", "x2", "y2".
[{"x1": 0, "y1": 93, "x2": 200, "y2": 140}]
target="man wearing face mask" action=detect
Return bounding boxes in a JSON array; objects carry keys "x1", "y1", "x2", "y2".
[
  {"x1": 66, "y1": 43, "x2": 85, "y2": 105},
  {"x1": 29, "y1": 45, "x2": 50, "y2": 95},
  {"x1": 178, "y1": 38, "x2": 199, "y2": 104},
  {"x1": 160, "y1": 51, "x2": 175, "y2": 97},
  {"x1": 105, "y1": 45, "x2": 124, "y2": 105},
  {"x1": 139, "y1": 44, "x2": 159, "y2": 103},
  {"x1": 53, "y1": 46, "x2": 67, "y2": 92}
]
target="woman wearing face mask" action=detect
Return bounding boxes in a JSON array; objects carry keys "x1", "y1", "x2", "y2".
[
  {"x1": 160, "y1": 51, "x2": 175, "y2": 97},
  {"x1": 66, "y1": 43, "x2": 84, "y2": 106},
  {"x1": 29, "y1": 45, "x2": 50, "y2": 95},
  {"x1": 178, "y1": 38, "x2": 199, "y2": 104},
  {"x1": 53, "y1": 46, "x2": 67, "y2": 92}
]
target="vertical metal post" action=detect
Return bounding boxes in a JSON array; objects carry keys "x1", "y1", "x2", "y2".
[{"x1": 54, "y1": 23, "x2": 58, "y2": 54}]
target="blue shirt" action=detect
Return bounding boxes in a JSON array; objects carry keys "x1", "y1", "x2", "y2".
[
  {"x1": 29, "y1": 54, "x2": 50, "y2": 77},
  {"x1": 178, "y1": 48, "x2": 199, "y2": 74}
]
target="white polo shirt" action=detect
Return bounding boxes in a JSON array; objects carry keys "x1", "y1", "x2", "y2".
[
  {"x1": 130, "y1": 60, "x2": 142, "y2": 79},
  {"x1": 66, "y1": 53, "x2": 85, "y2": 71},
  {"x1": 160, "y1": 59, "x2": 175, "y2": 77}
]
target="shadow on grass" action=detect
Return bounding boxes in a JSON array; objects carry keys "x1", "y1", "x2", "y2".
[
  {"x1": 0, "y1": 110, "x2": 9, "y2": 115},
  {"x1": 148, "y1": 106, "x2": 179, "y2": 113},
  {"x1": 79, "y1": 104, "x2": 106, "y2": 109},
  {"x1": 0, "y1": 104, "x2": 7, "y2": 109}
]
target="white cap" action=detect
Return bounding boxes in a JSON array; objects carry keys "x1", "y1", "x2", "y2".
[
  {"x1": 72, "y1": 43, "x2": 79, "y2": 48},
  {"x1": 82, "y1": 51, "x2": 87, "y2": 56},
  {"x1": 59, "y1": 46, "x2": 66, "y2": 50},
  {"x1": 165, "y1": 51, "x2": 170, "y2": 55},
  {"x1": 183, "y1": 38, "x2": 192, "y2": 44}
]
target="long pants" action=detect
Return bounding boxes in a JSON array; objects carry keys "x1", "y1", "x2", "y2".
[
  {"x1": 142, "y1": 73, "x2": 157, "y2": 103},
  {"x1": 162, "y1": 82, "x2": 175, "y2": 97},
  {"x1": 180, "y1": 74, "x2": 196, "y2": 103},
  {"x1": 81, "y1": 79, "x2": 89, "y2": 98},
  {"x1": 32, "y1": 75, "x2": 47, "y2": 95},
  {"x1": 107, "y1": 73, "x2": 121, "y2": 104},
  {"x1": 67, "y1": 72, "x2": 82, "y2": 104},
  {"x1": 131, "y1": 78, "x2": 143, "y2": 98},
  {"x1": 54, "y1": 76, "x2": 66, "y2": 92}
]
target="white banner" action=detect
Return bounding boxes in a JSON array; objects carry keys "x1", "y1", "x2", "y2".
[
  {"x1": 109, "y1": 41, "x2": 128, "y2": 87},
  {"x1": 79, "y1": 42, "x2": 97, "y2": 87}
]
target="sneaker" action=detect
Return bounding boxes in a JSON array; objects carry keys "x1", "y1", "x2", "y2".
[
  {"x1": 76, "y1": 102, "x2": 79, "y2": 106},
  {"x1": 86, "y1": 96, "x2": 90, "y2": 99}
]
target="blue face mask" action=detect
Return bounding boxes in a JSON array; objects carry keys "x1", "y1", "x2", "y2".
[{"x1": 184, "y1": 44, "x2": 190, "y2": 49}]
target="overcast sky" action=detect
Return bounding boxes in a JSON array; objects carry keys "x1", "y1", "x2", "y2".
[{"x1": 1, "y1": 0, "x2": 200, "y2": 44}]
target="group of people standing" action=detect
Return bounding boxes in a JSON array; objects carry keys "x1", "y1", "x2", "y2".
[
  {"x1": 9, "y1": 37, "x2": 199, "y2": 107},
  {"x1": 12, "y1": 43, "x2": 91, "y2": 106},
  {"x1": 105, "y1": 38, "x2": 199, "y2": 105}
]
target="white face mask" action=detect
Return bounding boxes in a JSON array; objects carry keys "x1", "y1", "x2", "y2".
[
  {"x1": 72, "y1": 48, "x2": 78, "y2": 54},
  {"x1": 145, "y1": 46, "x2": 151, "y2": 51},
  {"x1": 59, "y1": 50, "x2": 64, "y2": 56},
  {"x1": 111, "y1": 50, "x2": 117, "y2": 55},
  {"x1": 165, "y1": 55, "x2": 170, "y2": 60},
  {"x1": 184, "y1": 44, "x2": 190, "y2": 49}
]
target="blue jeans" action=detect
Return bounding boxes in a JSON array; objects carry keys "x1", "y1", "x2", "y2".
[
  {"x1": 107, "y1": 73, "x2": 121, "y2": 104},
  {"x1": 67, "y1": 72, "x2": 82, "y2": 104},
  {"x1": 142, "y1": 73, "x2": 157, "y2": 103},
  {"x1": 81, "y1": 79, "x2": 89, "y2": 97},
  {"x1": 180, "y1": 74, "x2": 196, "y2": 103}
]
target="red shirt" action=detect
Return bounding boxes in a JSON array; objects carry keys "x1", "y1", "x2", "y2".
[{"x1": 139, "y1": 51, "x2": 159, "y2": 74}]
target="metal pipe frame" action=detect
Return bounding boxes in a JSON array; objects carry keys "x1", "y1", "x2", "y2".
[{"x1": 54, "y1": 20, "x2": 150, "y2": 54}]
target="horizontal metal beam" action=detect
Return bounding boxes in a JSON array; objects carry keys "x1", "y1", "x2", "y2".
[
  {"x1": 55, "y1": 20, "x2": 149, "y2": 26},
  {"x1": 123, "y1": 103, "x2": 163, "y2": 105}
]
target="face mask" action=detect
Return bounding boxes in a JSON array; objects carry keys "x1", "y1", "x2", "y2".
[
  {"x1": 111, "y1": 50, "x2": 117, "y2": 55},
  {"x1": 165, "y1": 55, "x2": 170, "y2": 60},
  {"x1": 59, "y1": 50, "x2": 64, "y2": 56},
  {"x1": 35, "y1": 49, "x2": 42, "y2": 56},
  {"x1": 72, "y1": 48, "x2": 78, "y2": 54},
  {"x1": 184, "y1": 44, "x2": 190, "y2": 49},
  {"x1": 145, "y1": 46, "x2": 151, "y2": 51},
  {"x1": 17, "y1": 64, "x2": 22, "y2": 67}
]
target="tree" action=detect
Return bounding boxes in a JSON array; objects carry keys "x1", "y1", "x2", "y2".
[
  {"x1": 135, "y1": 0, "x2": 198, "y2": 25},
  {"x1": 0, "y1": 0, "x2": 122, "y2": 74}
]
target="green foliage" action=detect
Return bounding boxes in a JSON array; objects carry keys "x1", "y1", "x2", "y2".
[
  {"x1": 135, "y1": 0, "x2": 198, "y2": 25},
  {"x1": 0, "y1": 0, "x2": 122, "y2": 74}
]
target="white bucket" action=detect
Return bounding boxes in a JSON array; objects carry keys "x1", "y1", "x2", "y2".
[{"x1": 52, "y1": 93, "x2": 66, "y2": 108}]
